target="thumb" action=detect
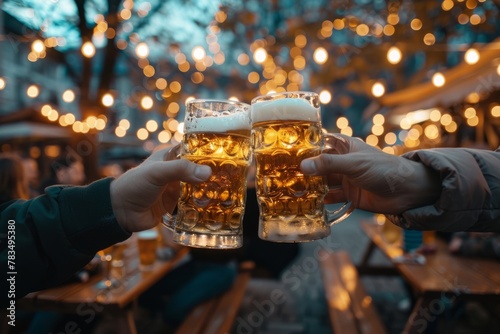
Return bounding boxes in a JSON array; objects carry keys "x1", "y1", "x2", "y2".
[
  {"x1": 144, "y1": 159, "x2": 212, "y2": 186},
  {"x1": 301, "y1": 153, "x2": 359, "y2": 176}
]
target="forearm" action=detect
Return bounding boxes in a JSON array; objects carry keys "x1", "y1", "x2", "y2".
[
  {"x1": 389, "y1": 148, "x2": 500, "y2": 232},
  {"x1": 1, "y1": 178, "x2": 130, "y2": 304},
  {"x1": 397, "y1": 160, "x2": 441, "y2": 214}
]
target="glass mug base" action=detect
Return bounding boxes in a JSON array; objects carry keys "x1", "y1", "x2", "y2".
[
  {"x1": 172, "y1": 230, "x2": 242, "y2": 249},
  {"x1": 258, "y1": 217, "x2": 330, "y2": 242}
]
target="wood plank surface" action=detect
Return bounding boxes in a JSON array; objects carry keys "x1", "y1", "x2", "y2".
[
  {"x1": 19, "y1": 247, "x2": 189, "y2": 313},
  {"x1": 319, "y1": 250, "x2": 362, "y2": 334},
  {"x1": 335, "y1": 252, "x2": 387, "y2": 334},
  {"x1": 361, "y1": 223, "x2": 500, "y2": 296},
  {"x1": 204, "y1": 270, "x2": 252, "y2": 334}
]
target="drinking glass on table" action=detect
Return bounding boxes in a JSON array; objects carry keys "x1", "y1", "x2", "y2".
[
  {"x1": 137, "y1": 229, "x2": 159, "y2": 270},
  {"x1": 163, "y1": 99, "x2": 252, "y2": 249},
  {"x1": 95, "y1": 245, "x2": 118, "y2": 289},
  {"x1": 251, "y1": 91, "x2": 356, "y2": 242}
]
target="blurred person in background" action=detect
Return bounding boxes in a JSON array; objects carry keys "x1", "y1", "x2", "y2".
[
  {"x1": 0, "y1": 154, "x2": 29, "y2": 204},
  {"x1": 39, "y1": 152, "x2": 86, "y2": 192},
  {"x1": 21, "y1": 155, "x2": 40, "y2": 198}
]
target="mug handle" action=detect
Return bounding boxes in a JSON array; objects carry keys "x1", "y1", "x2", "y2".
[{"x1": 322, "y1": 133, "x2": 359, "y2": 227}]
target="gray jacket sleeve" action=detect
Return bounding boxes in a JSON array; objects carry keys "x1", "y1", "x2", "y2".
[{"x1": 389, "y1": 147, "x2": 500, "y2": 232}]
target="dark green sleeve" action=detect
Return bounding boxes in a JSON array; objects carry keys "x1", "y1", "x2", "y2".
[{"x1": 1, "y1": 178, "x2": 131, "y2": 305}]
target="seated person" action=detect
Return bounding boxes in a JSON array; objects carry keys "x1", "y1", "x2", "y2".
[{"x1": 449, "y1": 232, "x2": 500, "y2": 259}]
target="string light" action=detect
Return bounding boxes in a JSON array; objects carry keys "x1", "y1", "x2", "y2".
[
  {"x1": 253, "y1": 48, "x2": 267, "y2": 64},
  {"x1": 0, "y1": 78, "x2": 6, "y2": 90},
  {"x1": 371, "y1": 82, "x2": 385, "y2": 97},
  {"x1": 491, "y1": 106, "x2": 500, "y2": 117},
  {"x1": 135, "y1": 42, "x2": 150, "y2": 59},
  {"x1": 467, "y1": 116, "x2": 479, "y2": 126},
  {"x1": 423, "y1": 33, "x2": 436, "y2": 45},
  {"x1": 62, "y1": 89, "x2": 75, "y2": 103},
  {"x1": 141, "y1": 96, "x2": 154, "y2": 110},
  {"x1": 410, "y1": 18, "x2": 422, "y2": 31},
  {"x1": 373, "y1": 114, "x2": 385, "y2": 125},
  {"x1": 340, "y1": 127, "x2": 353, "y2": 136},
  {"x1": 445, "y1": 121, "x2": 458, "y2": 133},
  {"x1": 440, "y1": 114, "x2": 453, "y2": 126},
  {"x1": 319, "y1": 90, "x2": 331, "y2": 104},
  {"x1": 371, "y1": 124, "x2": 384, "y2": 136},
  {"x1": 313, "y1": 47, "x2": 328, "y2": 64},
  {"x1": 464, "y1": 107, "x2": 476, "y2": 118},
  {"x1": 27, "y1": 85, "x2": 39, "y2": 98},
  {"x1": 432, "y1": 72, "x2": 445, "y2": 87},
  {"x1": 95, "y1": 118, "x2": 106, "y2": 130},
  {"x1": 464, "y1": 48, "x2": 479, "y2": 64},
  {"x1": 101, "y1": 93, "x2": 114, "y2": 107},
  {"x1": 137, "y1": 128, "x2": 149, "y2": 140},
  {"x1": 237, "y1": 53, "x2": 250, "y2": 66},
  {"x1": 424, "y1": 124, "x2": 439, "y2": 140},
  {"x1": 146, "y1": 120, "x2": 158, "y2": 132},
  {"x1": 366, "y1": 134, "x2": 378, "y2": 146},
  {"x1": 158, "y1": 130, "x2": 172, "y2": 143},
  {"x1": 32, "y1": 40, "x2": 45, "y2": 53},
  {"x1": 384, "y1": 132, "x2": 397, "y2": 145},
  {"x1": 192, "y1": 46, "x2": 206, "y2": 61},
  {"x1": 336, "y1": 117, "x2": 349, "y2": 129},
  {"x1": 387, "y1": 46, "x2": 402, "y2": 64},
  {"x1": 430, "y1": 109, "x2": 441, "y2": 122},
  {"x1": 65, "y1": 113, "x2": 75, "y2": 125},
  {"x1": 81, "y1": 41, "x2": 96, "y2": 58},
  {"x1": 119, "y1": 119, "x2": 130, "y2": 130},
  {"x1": 115, "y1": 127, "x2": 126, "y2": 137}
]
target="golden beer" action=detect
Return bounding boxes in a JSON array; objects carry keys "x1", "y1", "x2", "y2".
[
  {"x1": 176, "y1": 131, "x2": 251, "y2": 243},
  {"x1": 252, "y1": 119, "x2": 329, "y2": 241},
  {"x1": 137, "y1": 230, "x2": 158, "y2": 268}
]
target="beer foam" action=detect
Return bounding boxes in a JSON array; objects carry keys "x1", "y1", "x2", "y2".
[
  {"x1": 137, "y1": 229, "x2": 158, "y2": 240},
  {"x1": 186, "y1": 111, "x2": 250, "y2": 132},
  {"x1": 251, "y1": 98, "x2": 319, "y2": 123}
]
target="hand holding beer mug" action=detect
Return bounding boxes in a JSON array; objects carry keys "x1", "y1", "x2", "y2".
[
  {"x1": 251, "y1": 91, "x2": 355, "y2": 242},
  {"x1": 163, "y1": 100, "x2": 252, "y2": 248}
]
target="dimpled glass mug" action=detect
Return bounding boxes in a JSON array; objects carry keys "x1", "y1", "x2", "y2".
[
  {"x1": 251, "y1": 91, "x2": 355, "y2": 242},
  {"x1": 163, "y1": 99, "x2": 252, "y2": 249}
]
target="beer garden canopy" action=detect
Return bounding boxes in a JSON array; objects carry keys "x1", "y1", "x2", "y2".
[{"x1": 0, "y1": 0, "x2": 499, "y2": 166}]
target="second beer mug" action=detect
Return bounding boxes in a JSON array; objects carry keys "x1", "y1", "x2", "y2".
[
  {"x1": 163, "y1": 99, "x2": 252, "y2": 249},
  {"x1": 251, "y1": 91, "x2": 355, "y2": 242}
]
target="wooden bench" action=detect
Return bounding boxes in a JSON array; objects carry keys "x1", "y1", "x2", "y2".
[
  {"x1": 319, "y1": 250, "x2": 387, "y2": 334},
  {"x1": 175, "y1": 261, "x2": 254, "y2": 334}
]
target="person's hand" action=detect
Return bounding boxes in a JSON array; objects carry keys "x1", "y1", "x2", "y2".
[
  {"x1": 300, "y1": 134, "x2": 441, "y2": 215},
  {"x1": 110, "y1": 146, "x2": 211, "y2": 233}
]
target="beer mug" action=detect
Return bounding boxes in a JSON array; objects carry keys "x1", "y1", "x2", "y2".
[
  {"x1": 251, "y1": 91, "x2": 355, "y2": 242},
  {"x1": 163, "y1": 99, "x2": 252, "y2": 249}
]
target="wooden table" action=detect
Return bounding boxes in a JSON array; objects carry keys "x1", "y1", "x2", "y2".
[
  {"x1": 16, "y1": 246, "x2": 189, "y2": 334},
  {"x1": 359, "y1": 222, "x2": 500, "y2": 334}
]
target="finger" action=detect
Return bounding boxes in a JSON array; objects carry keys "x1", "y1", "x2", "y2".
[
  {"x1": 144, "y1": 159, "x2": 211, "y2": 186},
  {"x1": 145, "y1": 144, "x2": 181, "y2": 163}
]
